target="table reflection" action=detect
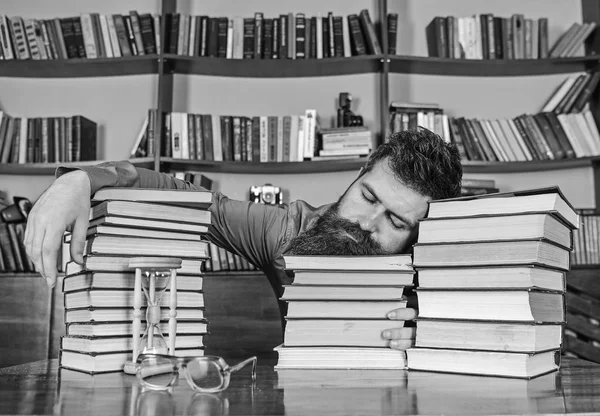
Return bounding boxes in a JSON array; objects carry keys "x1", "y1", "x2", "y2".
[
  {"x1": 56, "y1": 368, "x2": 241, "y2": 416},
  {"x1": 1, "y1": 357, "x2": 599, "y2": 416}
]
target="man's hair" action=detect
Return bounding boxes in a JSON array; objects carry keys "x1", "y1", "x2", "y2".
[{"x1": 361, "y1": 128, "x2": 463, "y2": 200}]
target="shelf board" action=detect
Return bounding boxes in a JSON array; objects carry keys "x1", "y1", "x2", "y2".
[
  {"x1": 1, "y1": 55, "x2": 595, "y2": 79},
  {"x1": 161, "y1": 157, "x2": 367, "y2": 174},
  {"x1": 168, "y1": 55, "x2": 382, "y2": 77},
  {"x1": 462, "y1": 156, "x2": 600, "y2": 173},
  {"x1": 4, "y1": 156, "x2": 598, "y2": 175},
  {"x1": 0, "y1": 272, "x2": 40, "y2": 279},
  {"x1": 389, "y1": 55, "x2": 600, "y2": 76},
  {"x1": 0, "y1": 157, "x2": 155, "y2": 175},
  {"x1": 0, "y1": 56, "x2": 159, "y2": 78}
]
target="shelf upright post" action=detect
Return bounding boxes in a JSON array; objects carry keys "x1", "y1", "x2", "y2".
[
  {"x1": 581, "y1": 0, "x2": 600, "y2": 208},
  {"x1": 378, "y1": 0, "x2": 390, "y2": 147},
  {"x1": 154, "y1": 0, "x2": 177, "y2": 172}
]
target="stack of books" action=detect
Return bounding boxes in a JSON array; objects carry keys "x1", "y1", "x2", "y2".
[
  {"x1": 407, "y1": 187, "x2": 578, "y2": 379},
  {"x1": 275, "y1": 254, "x2": 414, "y2": 369},
  {"x1": 59, "y1": 188, "x2": 212, "y2": 374},
  {"x1": 316, "y1": 126, "x2": 372, "y2": 160}
]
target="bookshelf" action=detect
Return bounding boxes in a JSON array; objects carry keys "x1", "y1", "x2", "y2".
[
  {"x1": 0, "y1": 55, "x2": 159, "y2": 78},
  {"x1": 0, "y1": 0, "x2": 598, "y2": 366},
  {"x1": 0, "y1": 2, "x2": 596, "y2": 203},
  {"x1": 0, "y1": 0, "x2": 598, "y2": 178}
]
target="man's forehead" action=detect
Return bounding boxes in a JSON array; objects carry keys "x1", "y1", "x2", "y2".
[{"x1": 360, "y1": 161, "x2": 430, "y2": 221}]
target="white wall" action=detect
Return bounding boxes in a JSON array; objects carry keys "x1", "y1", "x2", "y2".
[{"x1": 0, "y1": 0, "x2": 594, "y2": 209}]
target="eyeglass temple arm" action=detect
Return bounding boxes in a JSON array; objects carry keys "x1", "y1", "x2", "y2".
[{"x1": 227, "y1": 356, "x2": 257, "y2": 381}]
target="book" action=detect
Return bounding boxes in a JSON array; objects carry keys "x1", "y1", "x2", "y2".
[
  {"x1": 425, "y1": 187, "x2": 578, "y2": 230},
  {"x1": 414, "y1": 320, "x2": 563, "y2": 353},
  {"x1": 66, "y1": 320, "x2": 208, "y2": 337},
  {"x1": 64, "y1": 289, "x2": 205, "y2": 309},
  {"x1": 416, "y1": 266, "x2": 565, "y2": 292},
  {"x1": 65, "y1": 256, "x2": 204, "y2": 275},
  {"x1": 275, "y1": 367, "x2": 408, "y2": 388},
  {"x1": 417, "y1": 213, "x2": 572, "y2": 250},
  {"x1": 406, "y1": 348, "x2": 560, "y2": 379},
  {"x1": 283, "y1": 319, "x2": 397, "y2": 347},
  {"x1": 64, "y1": 307, "x2": 204, "y2": 323},
  {"x1": 274, "y1": 345, "x2": 406, "y2": 369},
  {"x1": 64, "y1": 224, "x2": 205, "y2": 242},
  {"x1": 83, "y1": 234, "x2": 209, "y2": 258},
  {"x1": 61, "y1": 334, "x2": 204, "y2": 353},
  {"x1": 90, "y1": 200, "x2": 211, "y2": 225},
  {"x1": 91, "y1": 187, "x2": 212, "y2": 209},
  {"x1": 88, "y1": 215, "x2": 209, "y2": 234},
  {"x1": 291, "y1": 270, "x2": 415, "y2": 286},
  {"x1": 413, "y1": 239, "x2": 570, "y2": 271},
  {"x1": 286, "y1": 300, "x2": 406, "y2": 319},
  {"x1": 283, "y1": 254, "x2": 412, "y2": 271},
  {"x1": 60, "y1": 347, "x2": 205, "y2": 374},
  {"x1": 416, "y1": 289, "x2": 565, "y2": 323},
  {"x1": 62, "y1": 272, "x2": 203, "y2": 293},
  {"x1": 281, "y1": 285, "x2": 405, "y2": 301}
]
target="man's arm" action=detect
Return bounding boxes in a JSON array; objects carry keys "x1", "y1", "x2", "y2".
[
  {"x1": 25, "y1": 160, "x2": 288, "y2": 287},
  {"x1": 68, "y1": 160, "x2": 289, "y2": 269},
  {"x1": 57, "y1": 160, "x2": 203, "y2": 194}
]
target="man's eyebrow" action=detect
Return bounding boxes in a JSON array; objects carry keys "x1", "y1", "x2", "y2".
[{"x1": 362, "y1": 182, "x2": 417, "y2": 229}]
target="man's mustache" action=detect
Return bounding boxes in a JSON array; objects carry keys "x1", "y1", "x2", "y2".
[{"x1": 286, "y1": 204, "x2": 386, "y2": 256}]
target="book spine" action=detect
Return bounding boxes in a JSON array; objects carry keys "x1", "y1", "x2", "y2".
[
  {"x1": 129, "y1": 11, "x2": 146, "y2": 56},
  {"x1": 295, "y1": 14, "x2": 306, "y2": 59}
]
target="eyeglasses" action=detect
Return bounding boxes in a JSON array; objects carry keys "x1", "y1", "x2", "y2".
[{"x1": 136, "y1": 353, "x2": 257, "y2": 393}]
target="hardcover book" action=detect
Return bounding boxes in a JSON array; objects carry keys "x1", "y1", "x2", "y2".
[
  {"x1": 415, "y1": 288, "x2": 565, "y2": 323},
  {"x1": 407, "y1": 348, "x2": 560, "y2": 379}
]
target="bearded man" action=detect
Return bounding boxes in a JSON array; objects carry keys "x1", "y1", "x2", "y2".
[{"x1": 25, "y1": 128, "x2": 463, "y2": 351}]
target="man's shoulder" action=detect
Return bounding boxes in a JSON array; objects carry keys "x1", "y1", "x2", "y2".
[{"x1": 287, "y1": 199, "x2": 332, "y2": 239}]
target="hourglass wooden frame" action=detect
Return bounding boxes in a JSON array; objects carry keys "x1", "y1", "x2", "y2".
[{"x1": 123, "y1": 256, "x2": 182, "y2": 375}]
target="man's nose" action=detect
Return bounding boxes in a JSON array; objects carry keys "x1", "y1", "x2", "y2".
[{"x1": 358, "y1": 209, "x2": 382, "y2": 232}]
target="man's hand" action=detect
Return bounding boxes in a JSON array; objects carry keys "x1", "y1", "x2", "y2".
[
  {"x1": 24, "y1": 170, "x2": 91, "y2": 288},
  {"x1": 382, "y1": 293, "x2": 418, "y2": 350},
  {"x1": 382, "y1": 307, "x2": 417, "y2": 350}
]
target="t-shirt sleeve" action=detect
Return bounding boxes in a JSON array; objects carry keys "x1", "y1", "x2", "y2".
[
  {"x1": 55, "y1": 160, "x2": 205, "y2": 195},
  {"x1": 207, "y1": 192, "x2": 289, "y2": 270}
]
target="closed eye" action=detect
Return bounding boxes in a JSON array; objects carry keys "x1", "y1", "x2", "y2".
[
  {"x1": 362, "y1": 192, "x2": 376, "y2": 204},
  {"x1": 388, "y1": 213, "x2": 405, "y2": 230}
]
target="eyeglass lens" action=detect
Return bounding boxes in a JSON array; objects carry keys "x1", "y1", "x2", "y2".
[
  {"x1": 186, "y1": 359, "x2": 225, "y2": 390},
  {"x1": 139, "y1": 357, "x2": 226, "y2": 391},
  {"x1": 138, "y1": 356, "x2": 178, "y2": 388}
]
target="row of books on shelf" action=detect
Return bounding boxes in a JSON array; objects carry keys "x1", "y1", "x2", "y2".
[
  {"x1": 132, "y1": 109, "x2": 372, "y2": 163},
  {"x1": 164, "y1": 9, "x2": 384, "y2": 59},
  {"x1": 0, "y1": 221, "x2": 32, "y2": 273},
  {"x1": 427, "y1": 15, "x2": 594, "y2": 60},
  {"x1": 0, "y1": 12, "x2": 157, "y2": 60},
  {"x1": 0, "y1": 113, "x2": 97, "y2": 164},
  {"x1": 276, "y1": 187, "x2": 576, "y2": 378},
  {"x1": 572, "y1": 210, "x2": 600, "y2": 266},
  {"x1": 10, "y1": 9, "x2": 586, "y2": 63},
  {"x1": 449, "y1": 111, "x2": 600, "y2": 162},
  {"x1": 390, "y1": 104, "x2": 600, "y2": 162}
]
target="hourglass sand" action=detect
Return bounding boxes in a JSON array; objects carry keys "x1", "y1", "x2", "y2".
[{"x1": 123, "y1": 257, "x2": 182, "y2": 375}]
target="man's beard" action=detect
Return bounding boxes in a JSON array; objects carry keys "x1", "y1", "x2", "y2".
[{"x1": 285, "y1": 202, "x2": 386, "y2": 256}]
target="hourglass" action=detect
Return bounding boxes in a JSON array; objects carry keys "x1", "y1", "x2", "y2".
[{"x1": 123, "y1": 257, "x2": 182, "y2": 375}]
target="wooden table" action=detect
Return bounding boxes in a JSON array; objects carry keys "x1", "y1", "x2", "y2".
[{"x1": 0, "y1": 355, "x2": 599, "y2": 415}]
